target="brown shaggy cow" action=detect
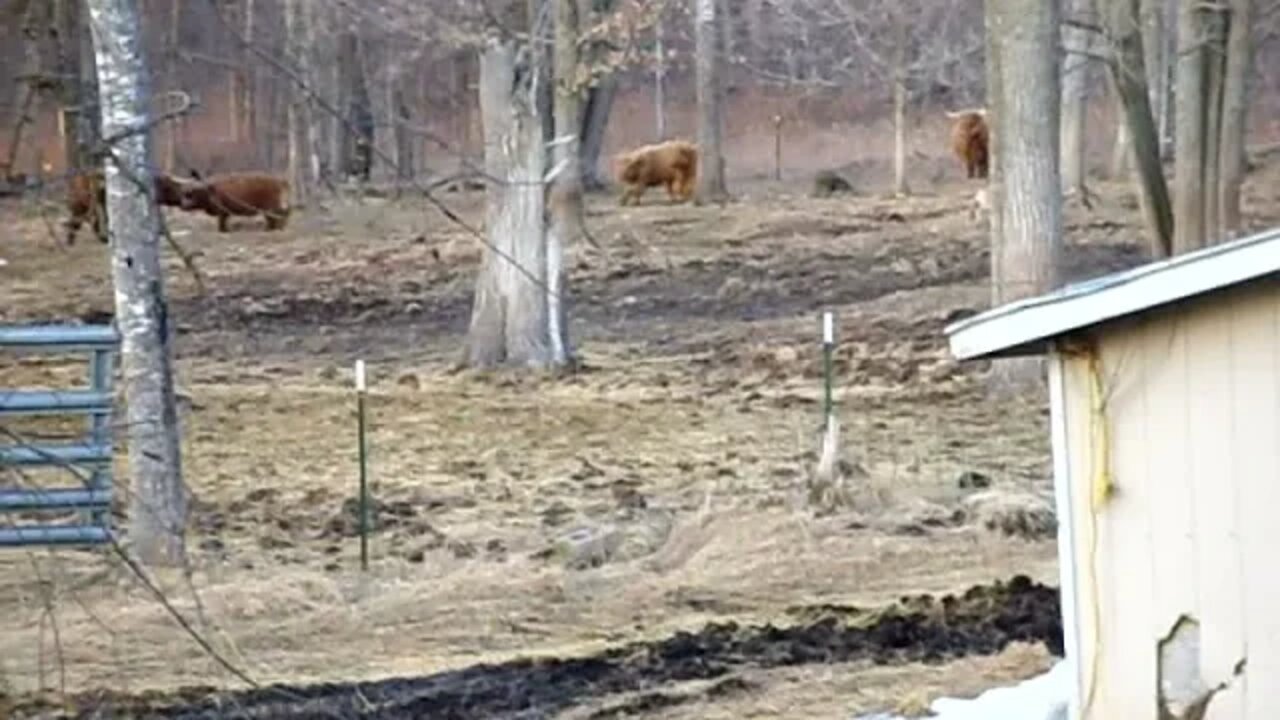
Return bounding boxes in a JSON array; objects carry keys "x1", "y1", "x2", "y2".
[
  {"x1": 178, "y1": 172, "x2": 292, "y2": 232},
  {"x1": 945, "y1": 109, "x2": 990, "y2": 180},
  {"x1": 613, "y1": 140, "x2": 698, "y2": 206},
  {"x1": 65, "y1": 169, "x2": 191, "y2": 245}
]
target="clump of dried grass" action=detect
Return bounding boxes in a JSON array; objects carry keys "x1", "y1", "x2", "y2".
[
  {"x1": 961, "y1": 489, "x2": 1057, "y2": 541},
  {"x1": 808, "y1": 416, "x2": 850, "y2": 510}
]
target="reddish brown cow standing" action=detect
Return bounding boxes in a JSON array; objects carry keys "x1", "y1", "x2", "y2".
[
  {"x1": 178, "y1": 172, "x2": 292, "y2": 232},
  {"x1": 65, "y1": 169, "x2": 191, "y2": 245},
  {"x1": 945, "y1": 109, "x2": 990, "y2": 180},
  {"x1": 613, "y1": 140, "x2": 699, "y2": 206}
]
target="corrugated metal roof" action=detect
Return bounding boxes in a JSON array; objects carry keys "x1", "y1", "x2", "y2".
[{"x1": 945, "y1": 225, "x2": 1280, "y2": 360}]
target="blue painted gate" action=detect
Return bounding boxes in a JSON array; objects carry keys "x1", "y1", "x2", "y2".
[{"x1": 0, "y1": 324, "x2": 118, "y2": 546}]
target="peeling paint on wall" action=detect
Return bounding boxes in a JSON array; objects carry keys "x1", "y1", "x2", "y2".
[{"x1": 1156, "y1": 615, "x2": 1247, "y2": 720}]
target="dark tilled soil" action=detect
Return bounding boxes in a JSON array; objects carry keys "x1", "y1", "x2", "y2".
[{"x1": 11, "y1": 575, "x2": 1062, "y2": 720}]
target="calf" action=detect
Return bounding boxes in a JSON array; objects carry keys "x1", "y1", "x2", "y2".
[
  {"x1": 65, "y1": 169, "x2": 190, "y2": 245},
  {"x1": 945, "y1": 109, "x2": 990, "y2": 180},
  {"x1": 178, "y1": 172, "x2": 292, "y2": 232},
  {"x1": 613, "y1": 140, "x2": 699, "y2": 206}
]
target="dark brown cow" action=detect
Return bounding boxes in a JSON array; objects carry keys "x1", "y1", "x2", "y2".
[
  {"x1": 178, "y1": 172, "x2": 292, "y2": 232},
  {"x1": 65, "y1": 169, "x2": 190, "y2": 245},
  {"x1": 612, "y1": 140, "x2": 699, "y2": 206},
  {"x1": 945, "y1": 109, "x2": 990, "y2": 180}
]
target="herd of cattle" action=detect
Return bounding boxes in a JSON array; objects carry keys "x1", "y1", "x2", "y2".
[
  {"x1": 65, "y1": 170, "x2": 291, "y2": 244},
  {"x1": 60, "y1": 109, "x2": 990, "y2": 245},
  {"x1": 610, "y1": 108, "x2": 990, "y2": 203}
]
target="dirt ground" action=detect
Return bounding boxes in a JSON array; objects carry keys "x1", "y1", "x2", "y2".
[{"x1": 1, "y1": 159, "x2": 1278, "y2": 717}]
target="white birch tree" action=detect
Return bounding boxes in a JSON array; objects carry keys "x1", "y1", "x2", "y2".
[{"x1": 86, "y1": 0, "x2": 187, "y2": 567}]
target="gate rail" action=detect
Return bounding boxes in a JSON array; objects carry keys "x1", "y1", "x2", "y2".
[{"x1": 0, "y1": 324, "x2": 118, "y2": 546}]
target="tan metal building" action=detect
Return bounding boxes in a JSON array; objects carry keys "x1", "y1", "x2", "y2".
[{"x1": 945, "y1": 228, "x2": 1280, "y2": 719}]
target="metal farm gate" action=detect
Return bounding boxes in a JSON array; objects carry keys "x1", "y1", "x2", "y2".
[{"x1": 0, "y1": 324, "x2": 118, "y2": 546}]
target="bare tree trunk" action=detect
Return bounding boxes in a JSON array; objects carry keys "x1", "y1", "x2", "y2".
[
  {"x1": 1202, "y1": 7, "x2": 1228, "y2": 240},
  {"x1": 579, "y1": 78, "x2": 617, "y2": 190},
  {"x1": 338, "y1": 33, "x2": 357, "y2": 179},
  {"x1": 466, "y1": 39, "x2": 571, "y2": 369},
  {"x1": 310, "y1": 3, "x2": 338, "y2": 183},
  {"x1": 529, "y1": 0, "x2": 555, "y2": 146},
  {"x1": 655, "y1": 16, "x2": 667, "y2": 141},
  {"x1": 1172, "y1": 0, "x2": 1208, "y2": 253},
  {"x1": 716, "y1": 0, "x2": 733, "y2": 66},
  {"x1": 1105, "y1": 0, "x2": 1174, "y2": 257},
  {"x1": 988, "y1": 0, "x2": 1064, "y2": 387},
  {"x1": 235, "y1": 0, "x2": 256, "y2": 158},
  {"x1": 55, "y1": 0, "x2": 99, "y2": 174},
  {"x1": 984, "y1": 0, "x2": 1004, "y2": 301},
  {"x1": 694, "y1": 0, "x2": 728, "y2": 203},
  {"x1": 547, "y1": 0, "x2": 589, "y2": 361},
  {"x1": 1140, "y1": 0, "x2": 1171, "y2": 159},
  {"x1": 745, "y1": 0, "x2": 765, "y2": 61},
  {"x1": 162, "y1": 0, "x2": 181, "y2": 173},
  {"x1": 4, "y1": 0, "x2": 45, "y2": 178},
  {"x1": 304, "y1": 0, "x2": 322, "y2": 186},
  {"x1": 1217, "y1": 0, "x2": 1252, "y2": 239},
  {"x1": 1061, "y1": 0, "x2": 1094, "y2": 195},
  {"x1": 891, "y1": 6, "x2": 909, "y2": 196},
  {"x1": 1110, "y1": 105, "x2": 1132, "y2": 178},
  {"x1": 341, "y1": 32, "x2": 374, "y2": 183},
  {"x1": 369, "y1": 53, "x2": 396, "y2": 181},
  {"x1": 285, "y1": 0, "x2": 308, "y2": 202},
  {"x1": 392, "y1": 69, "x2": 414, "y2": 181},
  {"x1": 86, "y1": 0, "x2": 187, "y2": 567}
]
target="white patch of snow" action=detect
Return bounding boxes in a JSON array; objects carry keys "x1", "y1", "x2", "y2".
[{"x1": 853, "y1": 660, "x2": 1069, "y2": 720}]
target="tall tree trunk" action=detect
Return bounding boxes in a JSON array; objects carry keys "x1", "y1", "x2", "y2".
[
  {"x1": 579, "y1": 77, "x2": 617, "y2": 190},
  {"x1": 1172, "y1": 0, "x2": 1208, "y2": 253},
  {"x1": 529, "y1": 0, "x2": 555, "y2": 146},
  {"x1": 984, "y1": 0, "x2": 1004, "y2": 302},
  {"x1": 338, "y1": 32, "x2": 357, "y2": 179},
  {"x1": 1201, "y1": 6, "x2": 1228, "y2": 240},
  {"x1": 236, "y1": 0, "x2": 256, "y2": 159},
  {"x1": 655, "y1": 15, "x2": 667, "y2": 140},
  {"x1": 392, "y1": 69, "x2": 414, "y2": 181},
  {"x1": 4, "y1": 0, "x2": 45, "y2": 178},
  {"x1": 55, "y1": 0, "x2": 100, "y2": 174},
  {"x1": 455, "y1": 53, "x2": 475, "y2": 162},
  {"x1": 1061, "y1": 0, "x2": 1094, "y2": 195},
  {"x1": 548, "y1": 0, "x2": 588, "y2": 363},
  {"x1": 162, "y1": 0, "x2": 181, "y2": 173},
  {"x1": 577, "y1": 0, "x2": 618, "y2": 190},
  {"x1": 988, "y1": 0, "x2": 1064, "y2": 387},
  {"x1": 891, "y1": 6, "x2": 909, "y2": 196},
  {"x1": 466, "y1": 39, "x2": 571, "y2": 369},
  {"x1": 1105, "y1": 0, "x2": 1174, "y2": 257},
  {"x1": 745, "y1": 0, "x2": 765, "y2": 62},
  {"x1": 716, "y1": 0, "x2": 733, "y2": 66},
  {"x1": 86, "y1": 0, "x2": 187, "y2": 567},
  {"x1": 284, "y1": 0, "x2": 308, "y2": 201},
  {"x1": 1217, "y1": 0, "x2": 1252, "y2": 239},
  {"x1": 1140, "y1": 0, "x2": 1171, "y2": 159},
  {"x1": 303, "y1": 0, "x2": 322, "y2": 186},
  {"x1": 342, "y1": 32, "x2": 374, "y2": 183},
  {"x1": 1110, "y1": 102, "x2": 1132, "y2": 178},
  {"x1": 694, "y1": 0, "x2": 728, "y2": 203}
]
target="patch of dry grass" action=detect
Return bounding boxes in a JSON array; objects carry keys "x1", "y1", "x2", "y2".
[{"x1": 1, "y1": 161, "x2": 1217, "y2": 710}]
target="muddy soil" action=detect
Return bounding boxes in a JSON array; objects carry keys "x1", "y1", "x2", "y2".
[{"x1": 9, "y1": 576, "x2": 1060, "y2": 719}]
